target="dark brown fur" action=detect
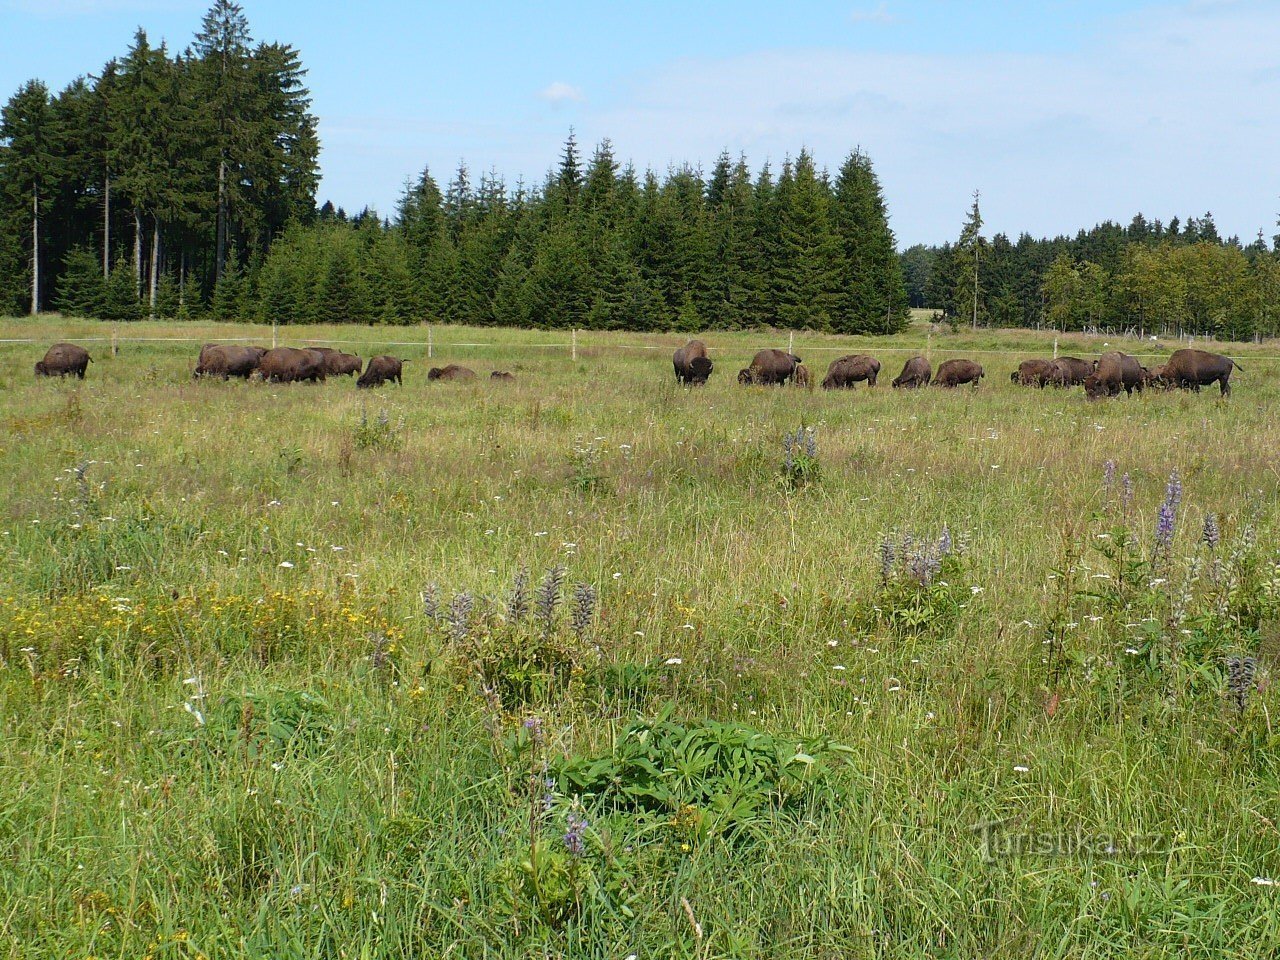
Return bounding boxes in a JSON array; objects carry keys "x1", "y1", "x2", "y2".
[
  {"x1": 312, "y1": 347, "x2": 363, "y2": 378},
  {"x1": 257, "y1": 347, "x2": 327, "y2": 383},
  {"x1": 1155, "y1": 348, "x2": 1242, "y2": 396},
  {"x1": 737, "y1": 349, "x2": 801, "y2": 385},
  {"x1": 1083, "y1": 352, "x2": 1144, "y2": 399},
  {"x1": 1047, "y1": 356, "x2": 1094, "y2": 386},
  {"x1": 356, "y1": 356, "x2": 406, "y2": 388},
  {"x1": 35, "y1": 342, "x2": 92, "y2": 378},
  {"x1": 195, "y1": 345, "x2": 265, "y2": 379},
  {"x1": 822, "y1": 354, "x2": 880, "y2": 389},
  {"x1": 1012, "y1": 358, "x2": 1054, "y2": 387},
  {"x1": 891, "y1": 356, "x2": 930, "y2": 389},
  {"x1": 673, "y1": 340, "x2": 714, "y2": 384},
  {"x1": 427, "y1": 364, "x2": 477, "y2": 382},
  {"x1": 490, "y1": 370, "x2": 515, "y2": 381},
  {"x1": 933, "y1": 358, "x2": 985, "y2": 388}
]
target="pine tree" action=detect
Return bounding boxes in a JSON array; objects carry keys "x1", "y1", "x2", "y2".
[
  {"x1": 0, "y1": 80, "x2": 61, "y2": 313},
  {"x1": 831, "y1": 149, "x2": 908, "y2": 333},
  {"x1": 56, "y1": 246, "x2": 107, "y2": 317},
  {"x1": 773, "y1": 150, "x2": 843, "y2": 331},
  {"x1": 101, "y1": 257, "x2": 142, "y2": 320},
  {"x1": 953, "y1": 191, "x2": 986, "y2": 327}
]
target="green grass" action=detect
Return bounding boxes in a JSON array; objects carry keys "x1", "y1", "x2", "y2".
[{"x1": 1, "y1": 316, "x2": 1279, "y2": 958}]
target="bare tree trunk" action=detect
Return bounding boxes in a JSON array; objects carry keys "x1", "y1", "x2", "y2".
[
  {"x1": 149, "y1": 219, "x2": 161, "y2": 318},
  {"x1": 133, "y1": 209, "x2": 143, "y2": 301},
  {"x1": 31, "y1": 185, "x2": 39, "y2": 315},
  {"x1": 179, "y1": 250, "x2": 186, "y2": 310},
  {"x1": 103, "y1": 174, "x2": 111, "y2": 278},
  {"x1": 215, "y1": 159, "x2": 228, "y2": 282}
]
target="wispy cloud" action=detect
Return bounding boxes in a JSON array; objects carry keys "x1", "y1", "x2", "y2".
[
  {"x1": 850, "y1": 2, "x2": 894, "y2": 25},
  {"x1": 537, "y1": 81, "x2": 585, "y2": 105}
]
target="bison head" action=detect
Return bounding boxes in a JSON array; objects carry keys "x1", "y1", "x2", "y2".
[
  {"x1": 689, "y1": 357, "x2": 713, "y2": 382},
  {"x1": 737, "y1": 369, "x2": 753, "y2": 385},
  {"x1": 34, "y1": 361, "x2": 45, "y2": 375},
  {"x1": 1082, "y1": 374, "x2": 1106, "y2": 399}
]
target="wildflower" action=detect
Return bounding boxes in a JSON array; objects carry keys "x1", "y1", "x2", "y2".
[
  {"x1": 421, "y1": 584, "x2": 440, "y2": 623},
  {"x1": 278, "y1": 561, "x2": 294, "y2": 569},
  {"x1": 878, "y1": 535, "x2": 896, "y2": 584},
  {"x1": 1102, "y1": 459, "x2": 1116, "y2": 494},
  {"x1": 508, "y1": 567, "x2": 531, "y2": 623},
  {"x1": 1202, "y1": 513, "x2": 1220, "y2": 551},
  {"x1": 1121, "y1": 472, "x2": 1134, "y2": 513},
  {"x1": 1013, "y1": 765, "x2": 1030, "y2": 773},
  {"x1": 664, "y1": 657, "x2": 682, "y2": 666},
  {"x1": 1226, "y1": 655, "x2": 1257, "y2": 713},
  {"x1": 1253, "y1": 877, "x2": 1278, "y2": 886},
  {"x1": 937, "y1": 526, "x2": 953, "y2": 557},
  {"x1": 447, "y1": 592, "x2": 473, "y2": 642},
  {"x1": 536, "y1": 566, "x2": 565, "y2": 631},
  {"x1": 571, "y1": 583, "x2": 597, "y2": 640},
  {"x1": 563, "y1": 811, "x2": 588, "y2": 857}
]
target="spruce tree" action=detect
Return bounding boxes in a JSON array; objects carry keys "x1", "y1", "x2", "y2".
[
  {"x1": 773, "y1": 150, "x2": 842, "y2": 331},
  {"x1": 0, "y1": 80, "x2": 61, "y2": 313},
  {"x1": 56, "y1": 246, "x2": 107, "y2": 317},
  {"x1": 831, "y1": 149, "x2": 908, "y2": 333}
]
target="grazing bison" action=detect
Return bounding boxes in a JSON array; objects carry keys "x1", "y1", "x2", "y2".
[
  {"x1": 1083, "y1": 352, "x2": 1145, "y2": 399},
  {"x1": 738, "y1": 349, "x2": 802, "y2": 385},
  {"x1": 933, "y1": 358, "x2": 984, "y2": 388},
  {"x1": 35, "y1": 342, "x2": 92, "y2": 378},
  {"x1": 793, "y1": 363, "x2": 812, "y2": 388},
  {"x1": 356, "y1": 356, "x2": 405, "y2": 389},
  {"x1": 1153, "y1": 348, "x2": 1242, "y2": 396},
  {"x1": 1012, "y1": 358, "x2": 1054, "y2": 387},
  {"x1": 822, "y1": 354, "x2": 880, "y2": 389},
  {"x1": 1047, "y1": 356, "x2": 1094, "y2": 387},
  {"x1": 673, "y1": 340, "x2": 714, "y2": 385},
  {"x1": 257, "y1": 347, "x2": 326, "y2": 384},
  {"x1": 892, "y1": 356, "x2": 931, "y2": 389},
  {"x1": 312, "y1": 347, "x2": 363, "y2": 378},
  {"x1": 490, "y1": 370, "x2": 515, "y2": 382},
  {"x1": 195, "y1": 344, "x2": 265, "y2": 380},
  {"x1": 428, "y1": 364, "x2": 477, "y2": 382}
]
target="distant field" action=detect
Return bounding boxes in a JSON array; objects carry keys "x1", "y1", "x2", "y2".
[{"x1": 2, "y1": 316, "x2": 1279, "y2": 958}]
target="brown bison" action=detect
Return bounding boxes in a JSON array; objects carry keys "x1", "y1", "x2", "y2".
[
  {"x1": 195, "y1": 344, "x2": 265, "y2": 379},
  {"x1": 673, "y1": 340, "x2": 713, "y2": 384},
  {"x1": 822, "y1": 354, "x2": 880, "y2": 389},
  {"x1": 891, "y1": 356, "x2": 931, "y2": 389},
  {"x1": 1083, "y1": 352, "x2": 1145, "y2": 399},
  {"x1": 1047, "y1": 356, "x2": 1094, "y2": 387},
  {"x1": 1012, "y1": 358, "x2": 1054, "y2": 387},
  {"x1": 356, "y1": 356, "x2": 406, "y2": 388},
  {"x1": 738, "y1": 349, "x2": 802, "y2": 385},
  {"x1": 490, "y1": 370, "x2": 515, "y2": 382},
  {"x1": 428, "y1": 364, "x2": 477, "y2": 382},
  {"x1": 1152, "y1": 348, "x2": 1242, "y2": 396},
  {"x1": 36, "y1": 342, "x2": 92, "y2": 378},
  {"x1": 257, "y1": 347, "x2": 327, "y2": 384},
  {"x1": 793, "y1": 364, "x2": 812, "y2": 388},
  {"x1": 933, "y1": 358, "x2": 984, "y2": 388},
  {"x1": 312, "y1": 347, "x2": 363, "y2": 378}
]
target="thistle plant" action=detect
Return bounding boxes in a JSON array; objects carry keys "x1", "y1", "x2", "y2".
[
  {"x1": 536, "y1": 566, "x2": 565, "y2": 635},
  {"x1": 421, "y1": 584, "x2": 441, "y2": 623},
  {"x1": 571, "y1": 583, "x2": 597, "y2": 642},
  {"x1": 448, "y1": 592, "x2": 473, "y2": 642},
  {"x1": 508, "y1": 567, "x2": 531, "y2": 624},
  {"x1": 1225, "y1": 655, "x2": 1257, "y2": 713}
]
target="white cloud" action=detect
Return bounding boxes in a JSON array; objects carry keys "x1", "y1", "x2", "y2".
[
  {"x1": 850, "y1": 2, "x2": 894, "y2": 25},
  {"x1": 537, "y1": 81, "x2": 585, "y2": 105},
  {"x1": 582, "y1": 1, "x2": 1280, "y2": 245}
]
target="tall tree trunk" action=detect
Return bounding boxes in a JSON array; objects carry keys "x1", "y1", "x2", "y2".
[
  {"x1": 133, "y1": 209, "x2": 143, "y2": 300},
  {"x1": 215, "y1": 159, "x2": 228, "y2": 281},
  {"x1": 179, "y1": 250, "x2": 186, "y2": 310},
  {"x1": 31, "y1": 184, "x2": 39, "y2": 315},
  {"x1": 149, "y1": 219, "x2": 161, "y2": 318},
  {"x1": 103, "y1": 174, "x2": 111, "y2": 278}
]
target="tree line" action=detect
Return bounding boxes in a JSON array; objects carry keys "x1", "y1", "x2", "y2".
[
  {"x1": 0, "y1": 3, "x2": 910, "y2": 333},
  {"x1": 905, "y1": 196, "x2": 1280, "y2": 340},
  {"x1": 0, "y1": 1, "x2": 318, "y2": 320}
]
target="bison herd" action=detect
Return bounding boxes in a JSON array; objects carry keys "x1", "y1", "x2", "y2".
[
  {"x1": 29, "y1": 338, "x2": 1244, "y2": 400},
  {"x1": 676, "y1": 342, "x2": 1242, "y2": 399}
]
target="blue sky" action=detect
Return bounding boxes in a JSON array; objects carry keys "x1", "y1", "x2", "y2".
[{"x1": 3, "y1": 0, "x2": 1278, "y2": 247}]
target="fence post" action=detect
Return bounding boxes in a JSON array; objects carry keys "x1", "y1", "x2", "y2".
[
  {"x1": 427, "y1": 326, "x2": 433, "y2": 359},
  {"x1": 926, "y1": 332, "x2": 932, "y2": 360},
  {"x1": 572, "y1": 328, "x2": 578, "y2": 362},
  {"x1": 1053, "y1": 338, "x2": 1058, "y2": 359},
  {"x1": 112, "y1": 325, "x2": 119, "y2": 356},
  {"x1": 272, "y1": 319, "x2": 278, "y2": 349},
  {"x1": 788, "y1": 330, "x2": 794, "y2": 356}
]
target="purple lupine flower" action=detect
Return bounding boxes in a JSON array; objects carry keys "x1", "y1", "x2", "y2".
[
  {"x1": 938, "y1": 526, "x2": 953, "y2": 557},
  {"x1": 563, "y1": 811, "x2": 588, "y2": 856},
  {"x1": 879, "y1": 535, "x2": 896, "y2": 583},
  {"x1": 1202, "y1": 513, "x2": 1220, "y2": 551},
  {"x1": 1164, "y1": 470, "x2": 1183, "y2": 514},
  {"x1": 522, "y1": 715, "x2": 544, "y2": 745},
  {"x1": 1121, "y1": 473, "x2": 1134, "y2": 513},
  {"x1": 1103, "y1": 459, "x2": 1116, "y2": 494},
  {"x1": 542, "y1": 775, "x2": 556, "y2": 813},
  {"x1": 1153, "y1": 469, "x2": 1181, "y2": 553}
]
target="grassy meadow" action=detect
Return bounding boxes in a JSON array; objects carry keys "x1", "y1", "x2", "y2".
[{"x1": 1, "y1": 314, "x2": 1279, "y2": 958}]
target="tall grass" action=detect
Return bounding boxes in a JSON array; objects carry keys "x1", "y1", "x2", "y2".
[{"x1": 1, "y1": 317, "x2": 1278, "y2": 958}]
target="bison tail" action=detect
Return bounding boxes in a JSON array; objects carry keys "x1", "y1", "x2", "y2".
[{"x1": 1232, "y1": 359, "x2": 1245, "y2": 372}]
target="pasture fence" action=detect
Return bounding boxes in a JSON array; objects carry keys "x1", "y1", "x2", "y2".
[{"x1": 3, "y1": 329, "x2": 1279, "y2": 365}]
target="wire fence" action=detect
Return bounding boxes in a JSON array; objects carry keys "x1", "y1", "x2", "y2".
[{"x1": 2, "y1": 330, "x2": 1276, "y2": 363}]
